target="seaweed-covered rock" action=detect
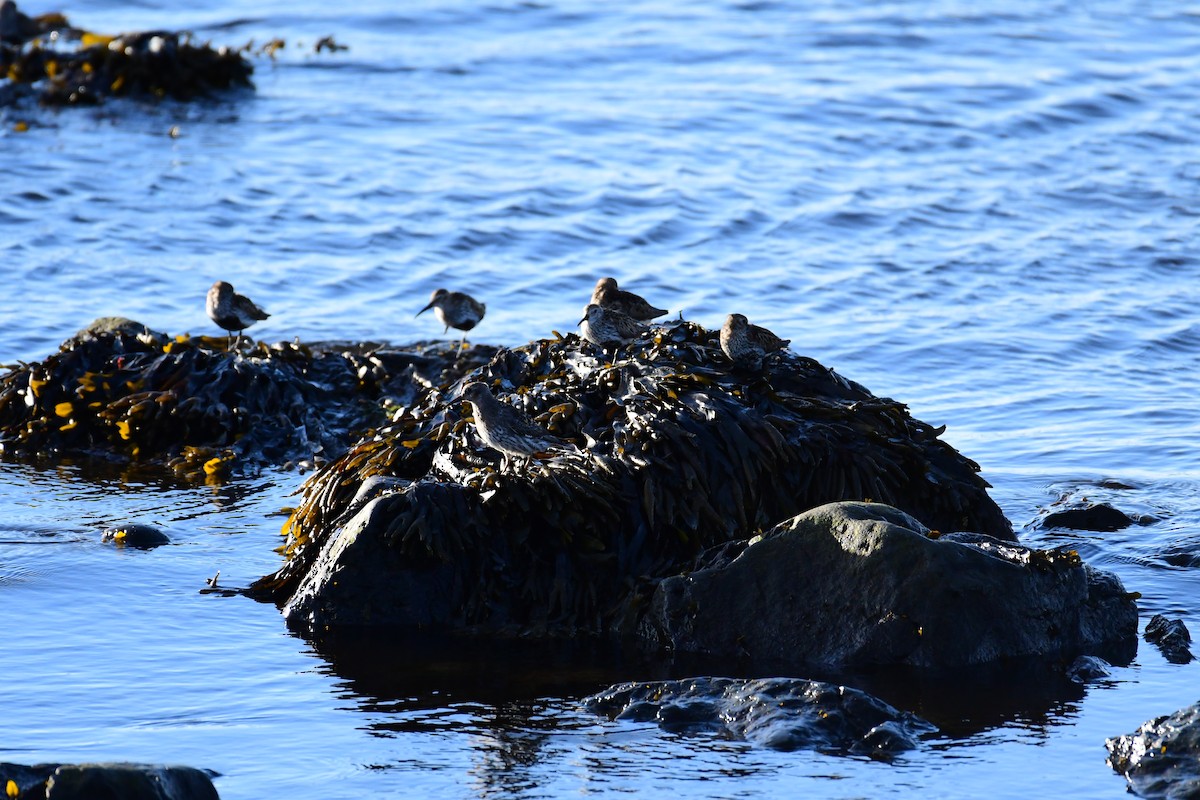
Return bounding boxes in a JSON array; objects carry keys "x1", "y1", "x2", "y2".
[
  {"x1": 0, "y1": 762, "x2": 218, "y2": 800},
  {"x1": 0, "y1": 317, "x2": 483, "y2": 476},
  {"x1": 254, "y1": 321, "x2": 1012, "y2": 636},
  {"x1": 641, "y1": 502, "x2": 1137, "y2": 669},
  {"x1": 583, "y1": 676, "x2": 935, "y2": 757},
  {"x1": 0, "y1": 3, "x2": 252, "y2": 106},
  {"x1": 1108, "y1": 702, "x2": 1200, "y2": 799}
]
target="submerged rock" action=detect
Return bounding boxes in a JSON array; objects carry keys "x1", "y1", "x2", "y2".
[
  {"x1": 641, "y1": 502, "x2": 1138, "y2": 669},
  {"x1": 253, "y1": 320, "x2": 1012, "y2": 638},
  {"x1": 1066, "y1": 654, "x2": 1112, "y2": 684},
  {"x1": 1108, "y1": 702, "x2": 1200, "y2": 799},
  {"x1": 0, "y1": 762, "x2": 218, "y2": 800},
  {"x1": 583, "y1": 676, "x2": 935, "y2": 757},
  {"x1": 1145, "y1": 614, "x2": 1193, "y2": 665},
  {"x1": 0, "y1": 318, "x2": 486, "y2": 477}
]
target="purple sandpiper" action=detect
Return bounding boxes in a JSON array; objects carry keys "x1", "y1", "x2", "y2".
[
  {"x1": 417, "y1": 288, "x2": 486, "y2": 351},
  {"x1": 590, "y1": 277, "x2": 668, "y2": 321},
  {"x1": 719, "y1": 313, "x2": 790, "y2": 369},
  {"x1": 461, "y1": 381, "x2": 563, "y2": 470},
  {"x1": 578, "y1": 303, "x2": 648, "y2": 352},
  {"x1": 207, "y1": 281, "x2": 269, "y2": 349}
]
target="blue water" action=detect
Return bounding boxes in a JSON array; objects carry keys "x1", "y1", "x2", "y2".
[{"x1": 2, "y1": 0, "x2": 1199, "y2": 796}]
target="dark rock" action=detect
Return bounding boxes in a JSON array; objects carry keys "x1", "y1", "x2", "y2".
[
  {"x1": 1066, "y1": 654, "x2": 1111, "y2": 684},
  {"x1": 584, "y1": 676, "x2": 935, "y2": 757},
  {"x1": 254, "y1": 322, "x2": 1012, "y2": 637},
  {"x1": 0, "y1": 6, "x2": 252, "y2": 107},
  {"x1": 640, "y1": 502, "x2": 1138, "y2": 669},
  {"x1": 1145, "y1": 614, "x2": 1193, "y2": 664},
  {"x1": 101, "y1": 523, "x2": 170, "y2": 549},
  {"x1": 0, "y1": 762, "x2": 218, "y2": 800},
  {"x1": 1039, "y1": 502, "x2": 1137, "y2": 532},
  {"x1": 1108, "y1": 702, "x2": 1200, "y2": 799}
]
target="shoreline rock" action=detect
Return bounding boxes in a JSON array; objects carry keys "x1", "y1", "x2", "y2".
[
  {"x1": 639, "y1": 502, "x2": 1138, "y2": 669},
  {"x1": 253, "y1": 320, "x2": 1017, "y2": 653}
]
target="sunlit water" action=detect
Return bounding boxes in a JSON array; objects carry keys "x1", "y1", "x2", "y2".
[{"x1": 1, "y1": 0, "x2": 1198, "y2": 797}]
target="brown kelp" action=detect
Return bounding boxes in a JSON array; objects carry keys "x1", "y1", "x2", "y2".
[
  {"x1": 1, "y1": 2, "x2": 252, "y2": 106},
  {"x1": 0, "y1": 318, "x2": 488, "y2": 478},
  {"x1": 257, "y1": 319, "x2": 1013, "y2": 635}
]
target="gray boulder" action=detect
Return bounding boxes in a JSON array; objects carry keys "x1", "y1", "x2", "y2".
[{"x1": 640, "y1": 502, "x2": 1138, "y2": 669}]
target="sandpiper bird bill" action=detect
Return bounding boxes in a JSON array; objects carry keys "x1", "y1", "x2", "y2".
[
  {"x1": 720, "y1": 313, "x2": 790, "y2": 370},
  {"x1": 578, "y1": 303, "x2": 648, "y2": 352},
  {"x1": 591, "y1": 277, "x2": 668, "y2": 321},
  {"x1": 461, "y1": 381, "x2": 563, "y2": 470},
  {"x1": 416, "y1": 288, "x2": 486, "y2": 351},
  {"x1": 207, "y1": 281, "x2": 269, "y2": 349}
]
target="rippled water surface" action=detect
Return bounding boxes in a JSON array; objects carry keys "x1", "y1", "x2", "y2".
[{"x1": 1, "y1": 0, "x2": 1199, "y2": 797}]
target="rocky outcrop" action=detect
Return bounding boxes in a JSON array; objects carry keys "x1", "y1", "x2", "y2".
[
  {"x1": 0, "y1": 762, "x2": 218, "y2": 800},
  {"x1": 639, "y1": 502, "x2": 1137, "y2": 669},
  {"x1": 254, "y1": 321, "x2": 1012, "y2": 637},
  {"x1": 1108, "y1": 702, "x2": 1200, "y2": 799},
  {"x1": 583, "y1": 676, "x2": 935, "y2": 757},
  {"x1": 0, "y1": 318, "x2": 489, "y2": 478}
]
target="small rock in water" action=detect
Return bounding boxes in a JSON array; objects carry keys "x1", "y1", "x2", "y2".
[
  {"x1": 1038, "y1": 502, "x2": 1137, "y2": 532},
  {"x1": 1145, "y1": 614, "x2": 1193, "y2": 664},
  {"x1": 101, "y1": 524, "x2": 170, "y2": 549},
  {"x1": 1066, "y1": 654, "x2": 1112, "y2": 684}
]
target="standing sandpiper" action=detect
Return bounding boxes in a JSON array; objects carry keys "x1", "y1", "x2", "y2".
[
  {"x1": 416, "y1": 288, "x2": 486, "y2": 351},
  {"x1": 591, "y1": 277, "x2": 668, "y2": 321},
  {"x1": 207, "y1": 281, "x2": 270, "y2": 349},
  {"x1": 720, "y1": 313, "x2": 790, "y2": 370},
  {"x1": 578, "y1": 303, "x2": 648, "y2": 354},
  {"x1": 461, "y1": 381, "x2": 563, "y2": 470}
]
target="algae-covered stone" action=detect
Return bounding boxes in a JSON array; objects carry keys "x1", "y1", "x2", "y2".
[
  {"x1": 0, "y1": 318, "x2": 484, "y2": 475},
  {"x1": 257, "y1": 321, "x2": 1013, "y2": 637},
  {"x1": 641, "y1": 501, "x2": 1137, "y2": 669}
]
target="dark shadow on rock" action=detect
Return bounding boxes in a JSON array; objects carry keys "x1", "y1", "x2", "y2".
[{"x1": 303, "y1": 627, "x2": 1109, "y2": 756}]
